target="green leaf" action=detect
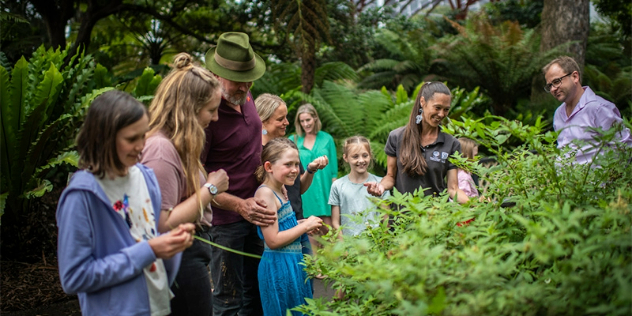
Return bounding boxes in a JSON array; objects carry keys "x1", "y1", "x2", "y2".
[
  {"x1": 35, "y1": 151, "x2": 80, "y2": 174},
  {"x1": 0, "y1": 65, "x2": 14, "y2": 189},
  {"x1": 147, "y1": 75, "x2": 162, "y2": 97},
  {"x1": 73, "y1": 87, "x2": 115, "y2": 115},
  {"x1": 7, "y1": 57, "x2": 28, "y2": 131},
  {"x1": 193, "y1": 235, "x2": 262, "y2": 258},
  {"x1": 395, "y1": 84, "x2": 408, "y2": 104},
  {"x1": 426, "y1": 287, "x2": 446, "y2": 314},
  {"x1": 476, "y1": 124, "x2": 486, "y2": 138},
  {"x1": 133, "y1": 67, "x2": 156, "y2": 97},
  {"x1": 31, "y1": 63, "x2": 64, "y2": 124},
  {"x1": 93, "y1": 63, "x2": 111, "y2": 89},
  {"x1": 22, "y1": 179, "x2": 52, "y2": 199},
  {"x1": 0, "y1": 191, "x2": 7, "y2": 219}
]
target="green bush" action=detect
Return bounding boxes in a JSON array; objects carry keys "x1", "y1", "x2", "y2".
[
  {"x1": 0, "y1": 46, "x2": 113, "y2": 221},
  {"x1": 297, "y1": 116, "x2": 632, "y2": 315}
]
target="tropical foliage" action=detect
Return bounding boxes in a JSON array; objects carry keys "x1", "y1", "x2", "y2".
[
  {"x1": 434, "y1": 14, "x2": 564, "y2": 116},
  {"x1": 299, "y1": 116, "x2": 632, "y2": 315},
  {"x1": 0, "y1": 46, "x2": 113, "y2": 220},
  {"x1": 358, "y1": 28, "x2": 438, "y2": 92},
  {"x1": 271, "y1": 0, "x2": 330, "y2": 93},
  {"x1": 0, "y1": 46, "x2": 162, "y2": 222}
]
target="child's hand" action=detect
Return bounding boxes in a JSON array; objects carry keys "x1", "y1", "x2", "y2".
[
  {"x1": 303, "y1": 216, "x2": 323, "y2": 233},
  {"x1": 207, "y1": 169, "x2": 229, "y2": 195},
  {"x1": 298, "y1": 218, "x2": 318, "y2": 236},
  {"x1": 148, "y1": 223, "x2": 196, "y2": 259},
  {"x1": 364, "y1": 181, "x2": 384, "y2": 197},
  {"x1": 307, "y1": 156, "x2": 329, "y2": 173}
]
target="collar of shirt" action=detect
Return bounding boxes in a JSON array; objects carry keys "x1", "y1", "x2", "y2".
[
  {"x1": 562, "y1": 86, "x2": 596, "y2": 121},
  {"x1": 421, "y1": 131, "x2": 446, "y2": 151}
]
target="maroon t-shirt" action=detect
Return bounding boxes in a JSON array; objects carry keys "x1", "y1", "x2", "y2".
[{"x1": 201, "y1": 92, "x2": 262, "y2": 225}]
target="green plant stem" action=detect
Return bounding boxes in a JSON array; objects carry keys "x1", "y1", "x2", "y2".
[
  {"x1": 537, "y1": 148, "x2": 564, "y2": 201},
  {"x1": 193, "y1": 235, "x2": 262, "y2": 259}
]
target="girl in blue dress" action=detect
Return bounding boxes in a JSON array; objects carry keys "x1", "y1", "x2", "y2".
[{"x1": 254, "y1": 138, "x2": 324, "y2": 316}]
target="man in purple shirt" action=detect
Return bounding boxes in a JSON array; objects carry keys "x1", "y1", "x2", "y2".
[
  {"x1": 201, "y1": 32, "x2": 276, "y2": 316},
  {"x1": 543, "y1": 56, "x2": 631, "y2": 164}
]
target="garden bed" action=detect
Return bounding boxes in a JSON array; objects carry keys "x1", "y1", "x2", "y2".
[{"x1": 1, "y1": 259, "x2": 80, "y2": 315}]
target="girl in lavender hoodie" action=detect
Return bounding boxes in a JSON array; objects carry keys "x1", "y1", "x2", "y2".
[{"x1": 56, "y1": 90, "x2": 195, "y2": 315}]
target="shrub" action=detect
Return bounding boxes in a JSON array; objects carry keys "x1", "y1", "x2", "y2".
[
  {"x1": 298, "y1": 116, "x2": 632, "y2": 315},
  {"x1": 0, "y1": 46, "x2": 112, "y2": 222}
]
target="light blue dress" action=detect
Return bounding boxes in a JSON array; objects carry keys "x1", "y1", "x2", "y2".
[{"x1": 257, "y1": 186, "x2": 312, "y2": 316}]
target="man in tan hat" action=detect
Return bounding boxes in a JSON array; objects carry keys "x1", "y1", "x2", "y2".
[{"x1": 201, "y1": 32, "x2": 275, "y2": 315}]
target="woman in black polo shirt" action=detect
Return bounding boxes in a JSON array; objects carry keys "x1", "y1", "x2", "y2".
[{"x1": 366, "y1": 82, "x2": 469, "y2": 203}]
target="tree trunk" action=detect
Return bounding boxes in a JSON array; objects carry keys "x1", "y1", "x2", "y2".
[
  {"x1": 540, "y1": 0, "x2": 590, "y2": 65},
  {"x1": 301, "y1": 40, "x2": 316, "y2": 94},
  {"x1": 29, "y1": 0, "x2": 75, "y2": 50},
  {"x1": 532, "y1": 0, "x2": 590, "y2": 103}
]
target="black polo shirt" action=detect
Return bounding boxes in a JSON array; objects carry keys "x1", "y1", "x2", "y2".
[
  {"x1": 384, "y1": 126, "x2": 460, "y2": 197},
  {"x1": 286, "y1": 162, "x2": 305, "y2": 220}
]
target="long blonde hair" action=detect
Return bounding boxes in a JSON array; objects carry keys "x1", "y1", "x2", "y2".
[
  {"x1": 457, "y1": 137, "x2": 478, "y2": 160},
  {"x1": 148, "y1": 53, "x2": 221, "y2": 208},
  {"x1": 294, "y1": 104, "x2": 321, "y2": 137},
  {"x1": 255, "y1": 93, "x2": 285, "y2": 123}
]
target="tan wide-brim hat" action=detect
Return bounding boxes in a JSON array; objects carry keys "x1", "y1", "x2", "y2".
[{"x1": 205, "y1": 32, "x2": 266, "y2": 82}]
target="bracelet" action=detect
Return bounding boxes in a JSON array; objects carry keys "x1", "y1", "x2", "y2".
[{"x1": 306, "y1": 167, "x2": 315, "y2": 174}]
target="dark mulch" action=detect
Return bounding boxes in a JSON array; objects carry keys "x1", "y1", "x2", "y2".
[
  {"x1": 1, "y1": 258, "x2": 80, "y2": 315},
  {"x1": 1, "y1": 178, "x2": 81, "y2": 315}
]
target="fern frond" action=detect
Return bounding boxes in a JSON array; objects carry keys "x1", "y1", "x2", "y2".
[{"x1": 314, "y1": 62, "x2": 358, "y2": 85}]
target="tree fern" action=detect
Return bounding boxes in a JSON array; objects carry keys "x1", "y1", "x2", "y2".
[
  {"x1": 584, "y1": 64, "x2": 632, "y2": 109},
  {"x1": 359, "y1": 29, "x2": 437, "y2": 92},
  {"x1": 435, "y1": 14, "x2": 564, "y2": 116},
  {"x1": 272, "y1": 0, "x2": 330, "y2": 93}
]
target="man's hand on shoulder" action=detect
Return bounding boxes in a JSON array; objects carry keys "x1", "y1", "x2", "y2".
[{"x1": 237, "y1": 197, "x2": 276, "y2": 226}]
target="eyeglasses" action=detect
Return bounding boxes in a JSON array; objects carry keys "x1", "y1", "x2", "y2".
[{"x1": 543, "y1": 73, "x2": 572, "y2": 92}]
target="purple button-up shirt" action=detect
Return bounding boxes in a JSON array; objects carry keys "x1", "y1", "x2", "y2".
[{"x1": 553, "y1": 86, "x2": 631, "y2": 164}]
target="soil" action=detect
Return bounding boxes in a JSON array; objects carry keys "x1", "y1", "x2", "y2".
[
  {"x1": 1, "y1": 258, "x2": 80, "y2": 315},
  {"x1": 1, "y1": 179, "x2": 80, "y2": 315}
]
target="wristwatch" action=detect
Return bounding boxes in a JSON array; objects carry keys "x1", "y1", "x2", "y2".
[{"x1": 204, "y1": 183, "x2": 218, "y2": 195}]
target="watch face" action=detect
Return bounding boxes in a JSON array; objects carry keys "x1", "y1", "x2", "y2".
[{"x1": 208, "y1": 184, "x2": 218, "y2": 195}]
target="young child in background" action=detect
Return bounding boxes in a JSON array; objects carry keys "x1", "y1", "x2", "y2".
[
  {"x1": 456, "y1": 137, "x2": 480, "y2": 198},
  {"x1": 56, "y1": 90, "x2": 196, "y2": 316},
  {"x1": 254, "y1": 138, "x2": 324, "y2": 316},
  {"x1": 329, "y1": 136, "x2": 390, "y2": 238}
]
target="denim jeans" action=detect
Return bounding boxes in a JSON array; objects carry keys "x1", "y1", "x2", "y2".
[
  {"x1": 209, "y1": 220, "x2": 264, "y2": 316},
  {"x1": 170, "y1": 227, "x2": 213, "y2": 316}
]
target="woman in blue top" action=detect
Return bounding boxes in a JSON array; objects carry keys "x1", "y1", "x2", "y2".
[{"x1": 56, "y1": 90, "x2": 196, "y2": 315}]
